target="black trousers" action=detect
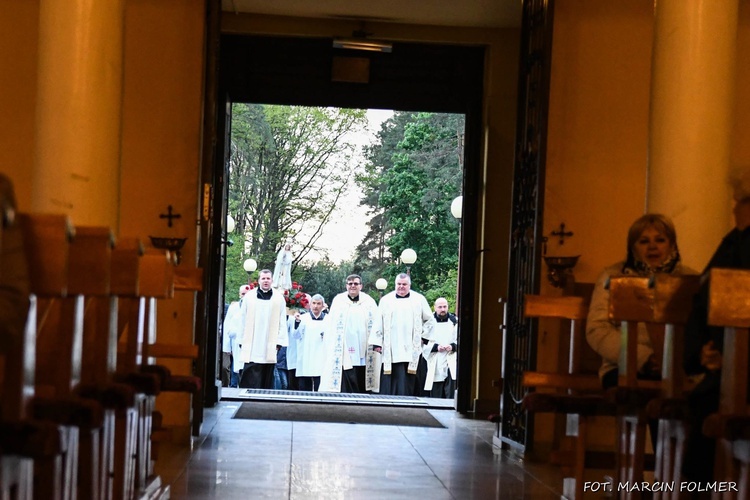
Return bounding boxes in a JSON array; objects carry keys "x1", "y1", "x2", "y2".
[
  {"x1": 221, "y1": 352, "x2": 232, "y2": 387},
  {"x1": 342, "y1": 366, "x2": 367, "y2": 393},
  {"x1": 683, "y1": 371, "x2": 720, "y2": 482},
  {"x1": 414, "y1": 356, "x2": 429, "y2": 396},
  {"x1": 429, "y1": 377, "x2": 456, "y2": 399},
  {"x1": 379, "y1": 362, "x2": 415, "y2": 396},
  {"x1": 239, "y1": 362, "x2": 276, "y2": 389},
  {"x1": 287, "y1": 368, "x2": 298, "y2": 390},
  {"x1": 297, "y1": 376, "x2": 320, "y2": 392}
]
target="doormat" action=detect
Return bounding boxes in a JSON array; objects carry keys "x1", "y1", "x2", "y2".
[{"x1": 233, "y1": 401, "x2": 446, "y2": 428}]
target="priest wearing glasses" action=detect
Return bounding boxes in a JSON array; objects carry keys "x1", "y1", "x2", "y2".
[
  {"x1": 319, "y1": 274, "x2": 381, "y2": 393},
  {"x1": 371, "y1": 273, "x2": 435, "y2": 395}
]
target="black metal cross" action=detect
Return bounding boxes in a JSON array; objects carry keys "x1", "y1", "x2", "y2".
[
  {"x1": 551, "y1": 222, "x2": 574, "y2": 245},
  {"x1": 159, "y1": 205, "x2": 182, "y2": 228}
]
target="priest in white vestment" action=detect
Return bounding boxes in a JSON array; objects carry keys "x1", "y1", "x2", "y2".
[
  {"x1": 422, "y1": 297, "x2": 458, "y2": 399},
  {"x1": 319, "y1": 274, "x2": 381, "y2": 393},
  {"x1": 370, "y1": 273, "x2": 435, "y2": 395},
  {"x1": 293, "y1": 294, "x2": 328, "y2": 392},
  {"x1": 238, "y1": 269, "x2": 288, "y2": 389}
]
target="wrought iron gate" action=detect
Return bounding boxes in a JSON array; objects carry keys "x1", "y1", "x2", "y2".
[{"x1": 499, "y1": 0, "x2": 556, "y2": 452}]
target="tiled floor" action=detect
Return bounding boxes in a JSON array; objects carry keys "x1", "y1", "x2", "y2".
[{"x1": 155, "y1": 399, "x2": 565, "y2": 499}]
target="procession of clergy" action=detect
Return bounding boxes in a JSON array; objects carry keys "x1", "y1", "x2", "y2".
[{"x1": 223, "y1": 269, "x2": 458, "y2": 398}]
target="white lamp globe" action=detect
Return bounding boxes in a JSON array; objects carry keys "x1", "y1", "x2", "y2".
[
  {"x1": 375, "y1": 278, "x2": 388, "y2": 291},
  {"x1": 226, "y1": 214, "x2": 236, "y2": 233},
  {"x1": 243, "y1": 258, "x2": 257, "y2": 273},
  {"x1": 450, "y1": 196, "x2": 463, "y2": 219},
  {"x1": 400, "y1": 248, "x2": 417, "y2": 265}
]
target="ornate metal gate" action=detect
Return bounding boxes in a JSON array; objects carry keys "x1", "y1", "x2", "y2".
[{"x1": 499, "y1": 0, "x2": 556, "y2": 452}]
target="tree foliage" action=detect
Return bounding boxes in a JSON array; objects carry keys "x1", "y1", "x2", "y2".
[
  {"x1": 224, "y1": 106, "x2": 463, "y2": 309},
  {"x1": 225, "y1": 104, "x2": 367, "y2": 296},
  {"x1": 356, "y1": 111, "x2": 464, "y2": 295}
]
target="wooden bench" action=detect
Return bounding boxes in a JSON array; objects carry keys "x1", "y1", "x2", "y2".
[
  {"x1": 522, "y1": 294, "x2": 615, "y2": 499},
  {"x1": 608, "y1": 274, "x2": 699, "y2": 499},
  {"x1": 644, "y1": 274, "x2": 700, "y2": 496},
  {"x1": 0, "y1": 204, "x2": 62, "y2": 499},
  {"x1": 19, "y1": 213, "x2": 107, "y2": 500},
  {"x1": 113, "y1": 241, "x2": 166, "y2": 500},
  {"x1": 118, "y1": 260, "x2": 202, "y2": 441},
  {"x1": 141, "y1": 265, "x2": 202, "y2": 445},
  {"x1": 72, "y1": 227, "x2": 143, "y2": 500},
  {"x1": 703, "y1": 267, "x2": 750, "y2": 499},
  {"x1": 607, "y1": 275, "x2": 661, "y2": 498}
]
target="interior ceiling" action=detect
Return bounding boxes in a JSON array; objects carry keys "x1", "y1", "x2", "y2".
[{"x1": 222, "y1": 0, "x2": 523, "y2": 29}]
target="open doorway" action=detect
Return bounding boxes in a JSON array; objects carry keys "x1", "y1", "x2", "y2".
[
  {"x1": 205, "y1": 34, "x2": 484, "y2": 413},
  {"x1": 221, "y1": 103, "x2": 465, "y2": 404}
]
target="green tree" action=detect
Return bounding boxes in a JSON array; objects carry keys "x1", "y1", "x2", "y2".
[
  {"x1": 297, "y1": 259, "x2": 352, "y2": 306},
  {"x1": 225, "y1": 104, "x2": 367, "y2": 292},
  {"x1": 356, "y1": 111, "x2": 464, "y2": 292}
]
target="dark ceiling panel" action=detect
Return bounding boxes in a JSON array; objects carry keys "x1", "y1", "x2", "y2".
[{"x1": 220, "y1": 34, "x2": 484, "y2": 113}]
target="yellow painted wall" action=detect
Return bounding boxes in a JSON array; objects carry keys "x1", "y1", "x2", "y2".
[
  {"x1": 534, "y1": 0, "x2": 656, "y2": 451},
  {"x1": 0, "y1": 0, "x2": 38, "y2": 209},
  {"x1": 121, "y1": 0, "x2": 205, "y2": 438},
  {"x1": 476, "y1": 33, "x2": 519, "y2": 411},
  {"x1": 734, "y1": 2, "x2": 750, "y2": 176},
  {"x1": 545, "y1": 0, "x2": 654, "y2": 286}
]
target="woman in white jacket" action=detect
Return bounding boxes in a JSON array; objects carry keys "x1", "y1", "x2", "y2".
[{"x1": 585, "y1": 213, "x2": 697, "y2": 389}]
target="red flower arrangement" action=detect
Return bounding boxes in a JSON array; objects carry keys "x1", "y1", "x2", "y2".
[{"x1": 284, "y1": 282, "x2": 309, "y2": 310}]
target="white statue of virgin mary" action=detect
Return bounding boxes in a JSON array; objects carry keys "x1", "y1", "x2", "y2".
[{"x1": 272, "y1": 243, "x2": 293, "y2": 290}]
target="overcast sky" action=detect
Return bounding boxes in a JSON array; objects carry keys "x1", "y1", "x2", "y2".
[{"x1": 305, "y1": 108, "x2": 393, "y2": 264}]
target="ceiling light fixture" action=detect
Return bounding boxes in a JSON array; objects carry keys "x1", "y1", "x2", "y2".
[{"x1": 332, "y1": 37, "x2": 392, "y2": 53}]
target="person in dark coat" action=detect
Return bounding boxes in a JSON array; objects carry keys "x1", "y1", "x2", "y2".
[{"x1": 682, "y1": 169, "x2": 750, "y2": 483}]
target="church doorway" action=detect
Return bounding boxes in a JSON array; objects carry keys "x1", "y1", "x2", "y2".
[
  {"x1": 203, "y1": 34, "x2": 485, "y2": 414},
  {"x1": 221, "y1": 103, "x2": 464, "y2": 406}
]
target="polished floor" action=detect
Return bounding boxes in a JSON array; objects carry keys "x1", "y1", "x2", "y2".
[{"x1": 154, "y1": 398, "x2": 566, "y2": 499}]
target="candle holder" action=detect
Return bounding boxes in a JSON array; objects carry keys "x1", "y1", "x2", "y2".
[
  {"x1": 149, "y1": 236, "x2": 187, "y2": 265},
  {"x1": 543, "y1": 255, "x2": 580, "y2": 289}
]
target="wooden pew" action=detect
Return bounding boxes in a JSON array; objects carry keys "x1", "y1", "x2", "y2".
[
  {"x1": 645, "y1": 274, "x2": 699, "y2": 498},
  {"x1": 132, "y1": 249, "x2": 173, "y2": 496},
  {"x1": 19, "y1": 214, "x2": 107, "y2": 500},
  {"x1": 120, "y1": 263, "x2": 203, "y2": 444},
  {"x1": 521, "y1": 294, "x2": 616, "y2": 499},
  {"x1": 112, "y1": 240, "x2": 163, "y2": 500},
  {"x1": 112, "y1": 244, "x2": 201, "y2": 496},
  {"x1": 703, "y1": 267, "x2": 750, "y2": 499},
  {"x1": 169, "y1": 266, "x2": 203, "y2": 439},
  {"x1": 72, "y1": 227, "x2": 142, "y2": 500},
  {"x1": 607, "y1": 275, "x2": 698, "y2": 499},
  {"x1": 133, "y1": 253, "x2": 201, "y2": 462},
  {"x1": 607, "y1": 275, "x2": 660, "y2": 498},
  {"x1": 0, "y1": 207, "x2": 62, "y2": 499}
]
